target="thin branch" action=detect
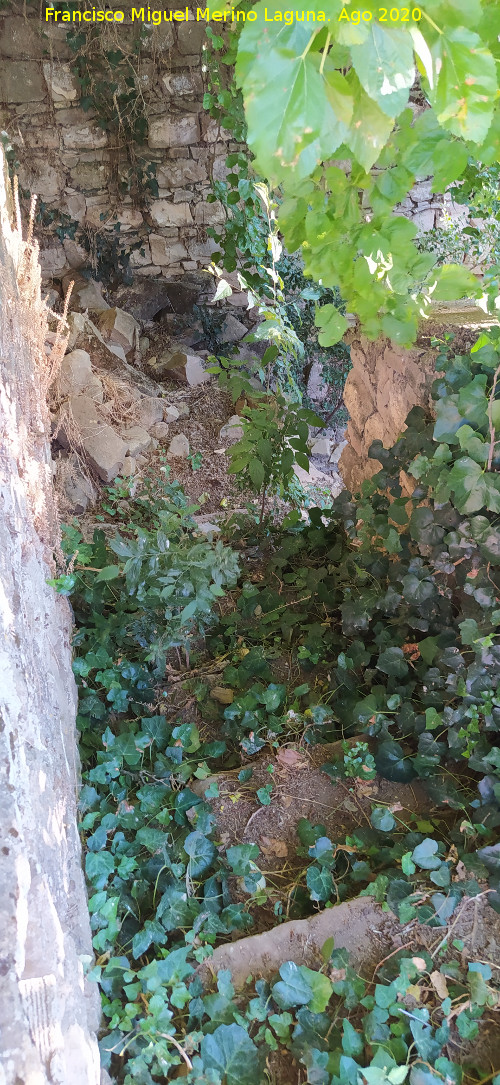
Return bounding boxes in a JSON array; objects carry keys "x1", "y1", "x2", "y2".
[
  {"x1": 487, "y1": 361, "x2": 500, "y2": 471},
  {"x1": 158, "y1": 1034, "x2": 193, "y2": 1071}
]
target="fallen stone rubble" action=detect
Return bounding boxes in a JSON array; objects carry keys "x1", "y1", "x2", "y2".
[{"x1": 47, "y1": 273, "x2": 347, "y2": 514}]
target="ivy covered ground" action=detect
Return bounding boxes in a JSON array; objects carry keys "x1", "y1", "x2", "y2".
[{"x1": 53, "y1": 330, "x2": 500, "y2": 1084}]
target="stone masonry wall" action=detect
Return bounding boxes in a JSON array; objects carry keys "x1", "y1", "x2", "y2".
[
  {"x1": 339, "y1": 303, "x2": 500, "y2": 494},
  {"x1": 0, "y1": 5, "x2": 475, "y2": 291},
  {"x1": 0, "y1": 2, "x2": 231, "y2": 283}
]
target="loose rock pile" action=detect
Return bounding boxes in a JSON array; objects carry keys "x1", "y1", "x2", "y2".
[
  {"x1": 49, "y1": 277, "x2": 213, "y2": 512},
  {"x1": 48, "y1": 271, "x2": 347, "y2": 515}
]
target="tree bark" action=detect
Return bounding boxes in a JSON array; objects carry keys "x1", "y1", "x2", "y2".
[{"x1": 0, "y1": 150, "x2": 101, "y2": 1083}]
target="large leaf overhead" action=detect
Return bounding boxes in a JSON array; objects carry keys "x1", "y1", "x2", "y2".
[
  {"x1": 236, "y1": 1, "x2": 345, "y2": 183},
  {"x1": 350, "y1": 22, "x2": 415, "y2": 117},
  {"x1": 428, "y1": 27, "x2": 497, "y2": 142},
  {"x1": 236, "y1": 0, "x2": 500, "y2": 341}
]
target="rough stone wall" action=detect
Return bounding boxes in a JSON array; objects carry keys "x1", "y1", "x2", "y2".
[
  {"x1": 0, "y1": 149, "x2": 101, "y2": 1083},
  {"x1": 0, "y1": 3, "x2": 231, "y2": 282},
  {"x1": 339, "y1": 303, "x2": 499, "y2": 493},
  {"x1": 398, "y1": 178, "x2": 469, "y2": 235}
]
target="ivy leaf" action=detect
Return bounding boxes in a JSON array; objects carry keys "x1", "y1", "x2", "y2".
[
  {"x1": 470, "y1": 515, "x2": 500, "y2": 563},
  {"x1": 375, "y1": 741, "x2": 416, "y2": 783},
  {"x1": 456, "y1": 1009, "x2": 479, "y2": 1040},
  {"x1": 307, "y1": 864, "x2": 334, "y2": 903},
  {"x1": 226, "y1": 843, "x2": 260, "y2": 876},
  {"x1": 410, "y1": 1018, "x2": 442, "y2": 1063},
  {"x1": 377, "y1": 647, "x2": 408, "y2": 678},
  {"x1": 260, "y1": 683, "x2": 286, "y2": 711},
  {"x1": 410, "y1": 1068, "x2": 444, "y2": 1085},
  {"x1": 183, "y1": 831, "x2": 216, "y2": 877},
  {"x1": 85, "y1": 851, "x2": 114, "y2": 887},
  {"x1": 468, "y1": 962, "x2": 490, "y2": 1005},
  {"x1": 299, "y1": 966, "x2": 333, "y2": 1012},
  {"x1": 272, "y1": 961, "x2": 314, "y2": 1009},
  {"x1": 412, "y1": 839, "x2": 442, "y2": 871},
  {"x1": 350, "y1": 22, "x2": 414, "y2": 117},
  {"x1": 371, "y1": 807, "x2": 396, "y2": 832},
  {"x1": 132, "y1": 921, "x2": 166, "y2": 960},
  {"x1": 342, "y1": 1018, "x2": 364, "y2": 1057}
]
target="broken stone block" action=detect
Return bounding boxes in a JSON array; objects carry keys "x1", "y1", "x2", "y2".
[
  {"x1": 167, "y1": 433, "x2": 190, "y2": 460},
  {"x1": 98, "y1": 307, "x2": 138, "y2": 356},
  {"x1": 57, "y1": 349, "x2": 93, "y2": 397},
  {"x1": 149, "y1": 235, "x2": 188, "y2": 266},
  {"x1": 163, "y1": 404, "x2": 180, "y2": 423},
  {"x1": 65, "y1": 312, "x2": 86, "y2": 351},
  {"x1": 43, "y1": 61, "x2": 79, "y2": 103},
  {"x1": 19, "y1": 161, "x2": 64, "y2": 201},
  {"x1": 135, "y1": 396, "x2": 164, "y2": 430},
  {"x1": 192, "y1": 517, "x2": 221, "y2": 537},
  {"x1": 150, "y1": 201, "x2": 193, "y2": 228},
  {"x1": 120, "y1": 426, "x2": 152, "y2": 456},
  {"x1": 330, "y1": 439, "x2": 348, "y2": 465},
  {"x1": 121, "y1": 456, "x2": 136, "y2": 478},
  {"x1": 221, "y1": 314, "x2": 248, "y2": 343},
  {"x1": 152, "y1": 348, "x2": 208, "y2": 387},
  {"x1": 310, "y1": 437, "x2": 332, "y2": 458},
  {"x1": 148, "y1": 421, "x2": 169, "y2": 440},
  {"x1": 59, "y1": 453, "x2": 96, "y2": 514},
  {"x1": 62, "y1": 238, "x2": 87, "y2": 269},
  {"x1": 40, "y1": 241, "x2": 68, "y2": 278},
  {"x1": 112, "y1": 279, "x2": 172, "y2": 321},
  {"x1": 61, "y1": 125, "x2": 108, "y2": 150},
  {"x1": 0, "y1": 60, "x2": 46, "y2": 102},
  {"x1": 86, "y1": 372, "x2": 104, "y2": 403},
  {"x1": 219, "y1": 415, "x2": 244, "y2": 444},
  {"x1": 63, "y1": 273, "x2": 110, "y2": 314},
  {"x1": 148, "y1": 114, "x2": 200, "y2": 149},
  {"x1": 57, "y1": 394, "x2": 128, "y2": 482}
]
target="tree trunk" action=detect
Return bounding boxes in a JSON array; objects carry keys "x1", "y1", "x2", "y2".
[{"x1": 0, "y1": 150, "x2": 101, "y2": 1082}]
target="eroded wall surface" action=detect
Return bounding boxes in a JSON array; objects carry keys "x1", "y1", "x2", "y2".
[{"x1": 0, "y1": 148, "x2": 101, "y2": 1084}]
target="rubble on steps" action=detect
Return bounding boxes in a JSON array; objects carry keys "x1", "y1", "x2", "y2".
[
  {"x1": 62, "y1": 272, "x2": 109, "y2": 313},
  {"x1": 56, "y1": 349, "x2": 103, "y2": 402},
  {"x1": 167, "y1": 432, "x2": 190, "y2": 460},
  {"x1": 55, "y1": 393, "x2": 129, "y2": 483},
  {"x1": 218, "y1": 414, "x2": 244, "y2": 444},
  {"x1": 147, "y1": 346, "x2": 209, "y2": 387},
  {"x1": 97, "y1": 307, "x2": 139, "y2": 357},
  {"x1": 119, "y1": 425, "x2": 153, "y2": 456},
  {"x1": 54, "y1": 453, "x2": 96, "y2": 515}
]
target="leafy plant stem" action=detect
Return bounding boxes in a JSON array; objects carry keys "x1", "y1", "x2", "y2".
[{"x1": 319, "y1": 32, "x2": 331, "y2": 76}]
